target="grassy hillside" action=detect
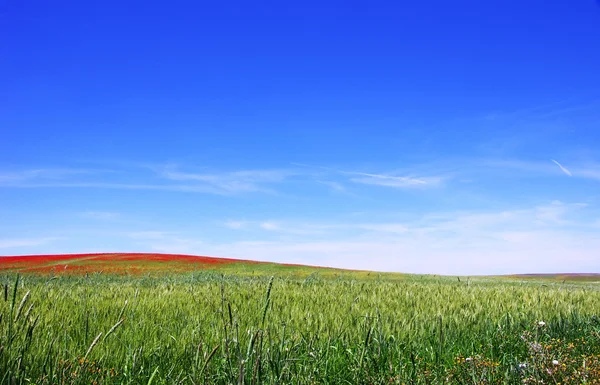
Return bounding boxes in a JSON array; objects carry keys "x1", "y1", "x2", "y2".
[
  {"x1": 0, "y1": 253, "x2": 411, "y2": 280},
  {"x1": 2, "y1": 253, "x2": 598, "y2": 282}
]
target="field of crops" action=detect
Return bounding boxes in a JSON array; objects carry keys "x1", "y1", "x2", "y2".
[{"x1": 1, "y1": 255, "x2": 600, "y2": 384}]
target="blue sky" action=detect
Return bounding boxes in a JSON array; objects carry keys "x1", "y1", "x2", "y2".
[{"x1": 1, "y1": 0, "x2": 600, "y2": 274}]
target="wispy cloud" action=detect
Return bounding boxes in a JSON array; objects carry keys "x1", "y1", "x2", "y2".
[
  {"x1": 349, "y1": 172, "x2": 442, "y2": 188},
  {"x1": 551, "y1": 159, "x2": 572, "y2": 176},
  {"x1": 293, "y1": 163, "x2": 446, "y2": 189},
  {"x1": 159, "y1": 167, "x2": 293, "y2": 194},
  {"x1": 3, "y1": 164, "x2": 446, "y2": 194},
  {"x1": 0, "y1": 164, "x2": 301, "y2": 196}
]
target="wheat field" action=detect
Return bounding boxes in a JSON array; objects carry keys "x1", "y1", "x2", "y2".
[{"x1": 1, "y1": 271, "x2": 600, "y2": 384}]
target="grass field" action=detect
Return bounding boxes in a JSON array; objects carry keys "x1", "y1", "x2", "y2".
[{"x1": 1, "y1": 254, "x2": 600, "y2": 384}]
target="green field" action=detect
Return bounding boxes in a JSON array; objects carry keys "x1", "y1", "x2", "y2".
[{"x1": 1, "y1": 262, "x2": 600, "y2": 384}]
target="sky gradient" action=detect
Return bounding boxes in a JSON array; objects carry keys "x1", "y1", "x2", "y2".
[{"x1": 1, "y1": 0, "x2": 600, "y2": 274}]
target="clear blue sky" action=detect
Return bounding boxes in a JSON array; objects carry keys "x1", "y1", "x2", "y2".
[{"x1": 1, "y1": 0, "x2": 599, "y2": 274}]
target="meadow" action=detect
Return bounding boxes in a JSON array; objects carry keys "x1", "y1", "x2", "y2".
[{"x1": 1, "y1": 254, "x2": 600, "y2": 384}]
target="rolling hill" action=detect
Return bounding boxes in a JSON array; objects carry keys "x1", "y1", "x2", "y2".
[
  {"x1": 1, "y1": 253, "x2": 598, "y2": 282},
  {"x1": 0, "y1": 252, "x2": 375, "y2": 278}
]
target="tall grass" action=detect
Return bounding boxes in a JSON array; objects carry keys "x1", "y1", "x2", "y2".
[{"x1": 1, "y1": 272, "x2": 599, "y2": 384}]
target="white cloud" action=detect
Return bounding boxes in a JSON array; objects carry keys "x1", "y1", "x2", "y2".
[
  {"x1": 292, "y1": 163, "x2": 446, "y2": 189},
  {"x1": 344, "y1": 170, "x2": 444, "y2": 189},
  {"x1": 551, "y1": 159, "x2": 572, "y2": 176}
]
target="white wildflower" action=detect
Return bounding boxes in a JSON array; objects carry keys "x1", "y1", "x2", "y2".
[
  {"x1": 519, "y1": 363, "x2": 527, "y2": 369},
  {"x1": 465, "y1": 357, "x2": 473, "y2": 362},
  {"x1": 552, "y1": 360, "x2": 559, "y2": 365},
  {"x1": 538, "y1": 321, "x2": 546, "y2": 326}
]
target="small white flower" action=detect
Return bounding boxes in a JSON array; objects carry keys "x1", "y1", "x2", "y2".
[
  {"x1": 552, "y1": 360, "x2": 559, "y2": 365},
  {"x1": 538, "y1": 321, "x2": 546, "y2": 326},
  {"x1": 519, "y1": 363, "x2": 527, "y2": 369},
  {"x1": 465, "y1": 357, "x2": 473, "y2": 362}
]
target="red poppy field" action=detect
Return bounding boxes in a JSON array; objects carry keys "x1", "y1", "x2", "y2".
[
  {"x1": 0, "y1": 253, "x2": 362, "y2": 278},
  {"x1": 0, "y1": 253, "x2": 265, "y2": 275}
]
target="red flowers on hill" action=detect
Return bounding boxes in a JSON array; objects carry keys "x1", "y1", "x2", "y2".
[{"x1": 0, "y1": 253, "x2": 255, "y2": 275}]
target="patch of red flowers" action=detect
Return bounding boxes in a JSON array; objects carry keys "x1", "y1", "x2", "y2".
[
  {"x1": 0, "y1": 253, "x2": 261, "y2": 275},
  {"x1": 88, "y1": 253, "x2": 235, "y2": 264},
  {"x1": 0, "y1": 253, "x2": 98, "y2": 270}
]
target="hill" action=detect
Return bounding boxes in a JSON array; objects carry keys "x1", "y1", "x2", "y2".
[
  {"x1": 1, "y1": 253, "x2": 597, "y2": 281},
  {"x1": 0, "y1": 253, "x2": 269, "y2": 275},
  {"x1": 506, "y1": 273, "x2": 600, "y2": 282},
  {"x1": 0, "y1": 252, "x2": 389, "y2": 279}
]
